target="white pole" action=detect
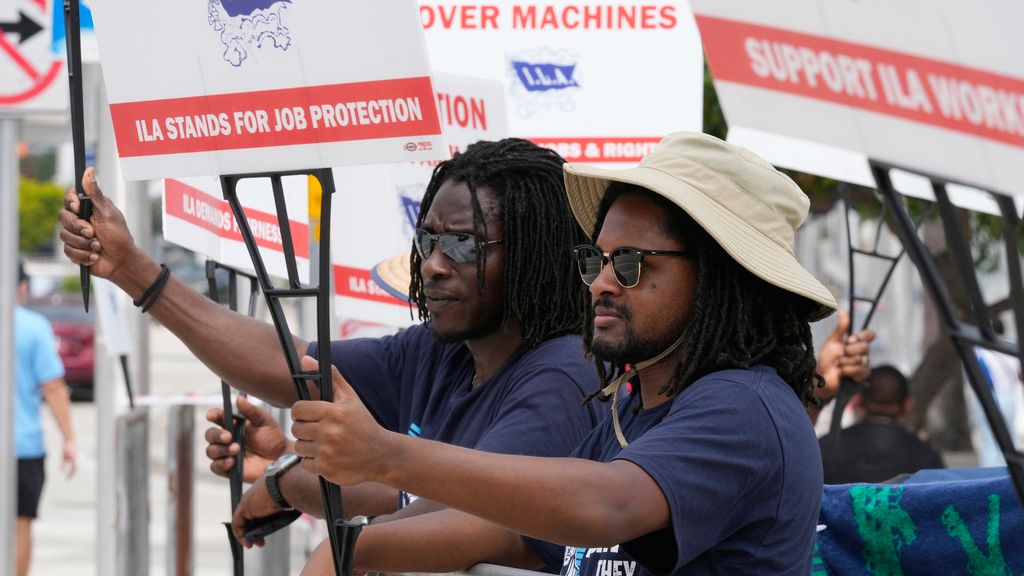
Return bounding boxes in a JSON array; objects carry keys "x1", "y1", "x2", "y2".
[
  {"x1": 91, "y1": 61, "x2": 117, "y2": 576},
  {"x1": 0, "y1": 117, "x2": 22, "y2": 576},
  {"x1": 92, "y1": 61, "x2": 152, "y2": 576}
]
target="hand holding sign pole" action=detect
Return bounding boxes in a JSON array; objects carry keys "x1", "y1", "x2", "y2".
[{"x1": 63, "y1": 0, "x2": 89, "y2": 311}]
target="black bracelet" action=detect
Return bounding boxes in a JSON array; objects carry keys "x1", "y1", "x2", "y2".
[
  {"x1": 141, "y1": 268, "x2": 171, "y2": 313},
  {"x1": 133, "y1": 264, "x2": 171, "y2": 312}
]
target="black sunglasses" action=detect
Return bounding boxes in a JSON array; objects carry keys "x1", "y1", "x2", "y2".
[
  {"x1": 573, "y1": 245, "x2": 688, "y2": 288},
  {"x1": 415, "y1": 228, "x2": 503, "y2": 263}
]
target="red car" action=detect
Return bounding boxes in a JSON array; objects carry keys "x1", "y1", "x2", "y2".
[{"x1": 27, "y1": 298, "x2": 95, "y2": 401}]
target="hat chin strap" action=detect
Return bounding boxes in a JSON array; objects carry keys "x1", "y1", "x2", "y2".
[{"x1": 600, "y1": 332, "x2": 686, "y2": 448}]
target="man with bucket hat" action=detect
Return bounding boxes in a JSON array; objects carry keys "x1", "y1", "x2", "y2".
[{"x1": 293, "y1": 132, "x2": 838, "y2": 575}]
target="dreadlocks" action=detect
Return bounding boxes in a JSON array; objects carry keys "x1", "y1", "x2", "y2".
[
  {"x1": 408, "y1": 138, "x2": 588, "y2": 349},
  {"x1": 583, "y1": 183, "x2": 823, "y2": 408}
]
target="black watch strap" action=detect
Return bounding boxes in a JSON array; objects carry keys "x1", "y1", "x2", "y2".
[{"x1": 265, "y1": 469, "x2": 293, "y2": 510}]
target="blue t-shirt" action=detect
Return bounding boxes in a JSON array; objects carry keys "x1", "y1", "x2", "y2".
[
  {"x1": 15, "y1": 306, "x2": 65, "y2": 459},
  {"x1": 309, "y1": 322, "x2": 602, "y2": 467},
  {"x1": 530, "y1": 366, "x2": 822, "y2": 576}
]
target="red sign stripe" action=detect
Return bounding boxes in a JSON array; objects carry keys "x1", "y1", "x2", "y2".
[
  {"x1": 696, "y1": 15, "x2": 1024, "y2": 149},
  {"x1": 334, "y1": 265, "x2": 408, "y2": 307},
  {"x1": 164, "y1": 179, "x2": 309, "y2": 258},
  {"x1": 110, "y1": 77, "x2": 441, "y2": 157},
  {"x1": 527, "y1": 137, "x2": 662, "y2": 162}
]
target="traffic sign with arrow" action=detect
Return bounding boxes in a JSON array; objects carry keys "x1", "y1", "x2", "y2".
[
  {"x1": 0, "y1": 0, "x2": 67, "y2": 113},
  {"x1": 0, "y1": 11, "x2": 43, "y2": 45}
]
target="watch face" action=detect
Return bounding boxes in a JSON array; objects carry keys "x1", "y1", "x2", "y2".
[{"x1": 266, "y1": 453, "x2": 298, "y2": 476}]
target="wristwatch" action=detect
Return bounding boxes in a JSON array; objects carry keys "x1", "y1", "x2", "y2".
[{"x1": 264, "y1": 453, "x2": 301, "y2": 510}]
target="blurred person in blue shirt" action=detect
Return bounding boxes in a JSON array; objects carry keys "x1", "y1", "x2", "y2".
[{"x1": 14, "y1": 262, "x2": 77, "y2": 576}]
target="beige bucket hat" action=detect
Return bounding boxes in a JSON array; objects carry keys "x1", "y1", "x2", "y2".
[
  {"x1": 371, "y1": 253, "x2": 413, "y2": 302},
  {"x1": 563, "y1": 132, "x2": 837, "y2": 322}
]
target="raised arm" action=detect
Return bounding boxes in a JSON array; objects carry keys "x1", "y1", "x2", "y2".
[
  {"x1": 58, "y1": 168, "x2": 306, "y2": 405},
  {"x1": 811, "y1": 311, "x2": 875, "y2": 422}
]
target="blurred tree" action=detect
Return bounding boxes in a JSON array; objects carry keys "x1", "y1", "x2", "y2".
[
  {"x1": 19, "y1": 176, "x2": 64, "y2": 253},
  {"x1": 20, "y1": 150, "x2": 57, "y2": 182}
]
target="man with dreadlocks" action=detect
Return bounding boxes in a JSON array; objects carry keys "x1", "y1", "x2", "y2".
[
  {"x1": 58, "y1": 138, "x2": 601, "y2": 571},
  {"x1": 291, "y1": 132, "x2": 840, "y2": 575}
]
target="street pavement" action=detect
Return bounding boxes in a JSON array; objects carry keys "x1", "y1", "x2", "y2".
[{"x1": 33, "y1": 324, "x2": 320, "y2": 575}]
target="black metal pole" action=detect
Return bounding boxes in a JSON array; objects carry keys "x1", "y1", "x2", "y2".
[
  {"x1": 827, "y1": 199, "x2": 863, "y2": 450},
  {"x1": 117, "y1": 354, "x2": 135, "y2": 409},
  {"x1": 63, "y1": 0, "x2": 91, "y2": 312},
  {"x1": 206, "y1": 261, "x2": 256, "y2": 576}
]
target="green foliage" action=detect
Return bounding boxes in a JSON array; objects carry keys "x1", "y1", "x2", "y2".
[
  {"x1": 20, "y1": 151, "x2": 56, "y2": 182},
  {"x1": 702, "y1": 64, "x2": 727, "y2": 140},
  {"x1": 970, "y1": 212, "x2": 1021, "y2": 273},
  {"x1": 61, "y1": 274, "x2": 84, "y2": 294},
  {"x1": 19, "y1": 176, "x2": 64, "y2": 253}
]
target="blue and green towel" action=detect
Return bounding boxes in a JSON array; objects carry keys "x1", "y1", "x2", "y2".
[{"x1": 814, "y1": 468, "x2": 1022, "y2": 575}]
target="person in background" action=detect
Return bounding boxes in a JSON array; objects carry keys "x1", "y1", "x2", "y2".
[
  {"x1": 819, "y1": 364, "x2": 943, "y2": 484},
  {"x1": 13, "y1": 262, "x2": 77, "y2": 576}
]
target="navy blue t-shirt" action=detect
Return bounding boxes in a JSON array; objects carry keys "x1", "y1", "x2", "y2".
[
  {"x1": 528, "y1": 366, "x2": 822, "y2": 576},
  {"x1": 308, "y1": 322, "x2": 602, "y2": 461}
]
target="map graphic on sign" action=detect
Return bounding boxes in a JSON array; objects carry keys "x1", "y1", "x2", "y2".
[{"x1": 207, "y1": 0, "x2": 293, "y2": 67}]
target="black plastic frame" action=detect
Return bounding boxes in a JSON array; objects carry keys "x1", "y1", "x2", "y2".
[
  {"x1": 205, "y1": 261, "x2": 259, "y2": 576},
  {"x1": 869, "y1": 159, "x2": 1024, "y2": 507},
  {"x1": 63, "y1": 0, "x2": 91, "y2": 311},
  {"x1": 827, "y1": 195, "x2": 932, "y2": 448},
  {"x1": 220, "y1": 169, "x2": 362, "y2": 576}
]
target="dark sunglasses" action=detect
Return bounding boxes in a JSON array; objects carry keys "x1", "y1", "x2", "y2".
[
  {"x1": 415, "y1": 228, "x2": 503, "y2": 263},
  {"x1": 573, "y1": 244, "x2": 688, "y2": 288}
]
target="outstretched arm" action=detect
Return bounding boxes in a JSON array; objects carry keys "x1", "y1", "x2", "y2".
[
  {"x1": 291, "y1": 357, "x2": 671, "y2": 548},
  {"x1": 58, "y1": 168, "x2": 306, "y2": 405},
  {"x1": 300, "y1": 510, "x2": 543, "y2": 575}
]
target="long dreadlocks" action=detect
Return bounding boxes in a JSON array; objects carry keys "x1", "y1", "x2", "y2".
[
  {"x1": 409, "y1": 138, "x2": 588, "y2": 348},
  {"x1": 583, "y1": 183, "x2": 823, "y2": 408}
]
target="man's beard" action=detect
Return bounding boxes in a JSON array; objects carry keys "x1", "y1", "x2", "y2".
[{"x1": 591, "y1": 299, "x2": 681, "y2": 364}]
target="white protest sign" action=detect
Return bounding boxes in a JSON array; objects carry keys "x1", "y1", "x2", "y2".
[
  {"x1": 90, "y1": 0, "x2": 447, "y2": 180},
  {"x1": 418, "y1": 1, "x2": 703, "y2": 164},
  {"x1": 92, "y1": 278, "x2": 132, "y2": 356},
  {"x1": 331, "y1": 73, "x2": 507, "y2": 331},
  {"x1": 691, "y1": 0, "x2": 1024, "y2": 196},
  {"x1": 0, "y1": 0, "x2": 66, "y2": 114},
  {"x1": 162, "y1": 175, "x2": 310, "y2": 282}
]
